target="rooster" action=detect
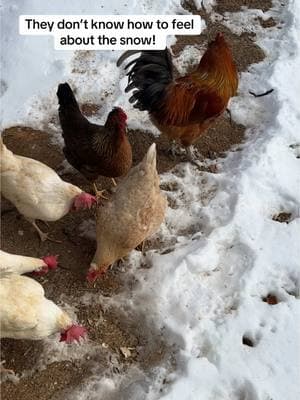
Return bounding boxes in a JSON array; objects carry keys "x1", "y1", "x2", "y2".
[
  {"x1": 0, "y1": 250, "x2": 58, "y2": 276},
  {"x1": 0, "y1": 138, "x2": 96, "y2": 242},
  {"x1": 88, "y1": 143, "x2": 167, "y2": 282},
  {"x1": 57, "y1": 83, "x2": 132, "y2": 195},
  {"x1": 0, "y1": 273, "x2": 86, "y2": 342},
  {"x1": 117, "y1": 33, "x2": 238, "y2": 159}
]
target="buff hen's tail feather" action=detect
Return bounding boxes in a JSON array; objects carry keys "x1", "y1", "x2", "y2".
[{"x1": 117, "y1": 49, "x2": 174, "y2": 112}]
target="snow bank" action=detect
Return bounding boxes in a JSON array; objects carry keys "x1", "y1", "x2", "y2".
[
  {"x1": 1, "y1": 0, "x2": 299, "y2": 399},
  {"x1": 0, "y1": 0, "x2": 184, "y2": 131}
]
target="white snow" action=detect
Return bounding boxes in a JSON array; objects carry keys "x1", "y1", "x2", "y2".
[{"x1": 1, "y1": 0, "x2": 299, "y2": 399}]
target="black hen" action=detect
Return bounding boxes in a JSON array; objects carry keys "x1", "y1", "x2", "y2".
[{"x1": 57, "y1": 83, "x2": 132, "y2": 182}]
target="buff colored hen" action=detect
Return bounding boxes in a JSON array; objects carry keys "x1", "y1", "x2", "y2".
[{"x1": 87, "y1": 143, "x2": 167, "y2": 282}]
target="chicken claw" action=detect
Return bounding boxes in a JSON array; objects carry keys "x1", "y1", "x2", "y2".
[
  {"x1": 0, "y1": 361, "x2": 14, "y2": 376},
  {"x1": 166, "y1": 141, "x2": 185, "y2": 160},
  {"x1": 93, "y1": 183, "x2": 108, "y2": 200},
  {"x1": 185, "y1": 146, "x2": 205, "y2": 168},
  {"x1": 29, "y1": 220, "x2": 62, "y2": 243}
]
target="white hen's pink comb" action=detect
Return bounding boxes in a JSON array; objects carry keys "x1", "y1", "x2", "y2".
[{"x1": 60, "y1": 324, "x2": 87, "y2": 344}]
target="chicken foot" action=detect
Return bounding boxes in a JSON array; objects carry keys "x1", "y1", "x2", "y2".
[
  {"x1": 185, "y1": 146, "x2": 205, "y2": 168},
  {"x1": 0, "y1": 366, "x2": 15, "y2": 375},
  {"x1": 166, "y1": 141, "x2": 205, "y2": 168},
  {"x1": 0, "y1": 361, "x2": 15, "y2": 376},
  {"x1": 27, "y1": 219, "x2": 62, "y2": 243},
  {"x1": 93, "y1": 183, "x2": 108, "y2": 200},
  {"x1": 166, "y1": 141, "x2": 185, "y2": 160}
]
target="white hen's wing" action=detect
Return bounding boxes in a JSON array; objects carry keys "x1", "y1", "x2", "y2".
[
  {"x1": 1, "y1": 153, "x2": 81, "y2": 221},
  {"x1": 0, "y1": 275, "x2": 44, "y2": 335}
]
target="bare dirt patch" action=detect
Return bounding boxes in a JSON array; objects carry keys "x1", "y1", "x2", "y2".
[
  {"x1": 256, "y1": 16, "x2": 277, "y2": 28},
  {"x1": 213, "y1": 0, "x2": 273, "y2": 14},
  {"x1": 176, "y1": 1, "x2": 266, "y2": 72},
  {"x1": 272, "y1": 212, "x2": 292, "y2": 223}
]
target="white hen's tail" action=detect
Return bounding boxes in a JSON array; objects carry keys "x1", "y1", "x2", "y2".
[
  {"x1": 0, "y1": 136, "x2": 19, "y2": 173},
  {"x1": 0, "y1": 135, "x2": 6, "y2": 153}
]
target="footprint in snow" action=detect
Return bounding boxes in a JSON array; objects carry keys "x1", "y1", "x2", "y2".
[
  {"x1": 242, "y1": 331, "x2": 262, "y2": 347},
  {"x1": 262, "y1": 293, "x2": 279, "y2": 305},
  {"x1": 272, "y1": 212, "x2": 292, "y2": 224},
  {"x1": 234, "y1": 379, "x2": 260, "y2": 400},
  {"x1": 0, "y1": 79, "x2": 8, "y2": 96},
  {"x1": 289, "y1": 143, "x2": 300, "y2": 158}
]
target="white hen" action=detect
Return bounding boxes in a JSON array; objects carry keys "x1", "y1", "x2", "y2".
[
  {"x1": 0, "y1": 138, "x2": 96, "y2": 241},
  {"x1": 0, "y1": 250, "x2": 58, "y2": 275},
  {"x1": 0, "y1": 273, "x2": 86, "y2": 342}
]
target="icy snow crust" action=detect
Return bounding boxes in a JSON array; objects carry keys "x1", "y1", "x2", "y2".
[{"x1": 1, "y1": 0, "x2": 300, "y2": 399}]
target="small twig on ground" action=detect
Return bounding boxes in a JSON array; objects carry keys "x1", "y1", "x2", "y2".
[
  {"x1": 58, "y1": 265, "x2": 71, "y2": 271},
  {"x1": 249, "y1": 88, "x2": 274, "y2": 97}
]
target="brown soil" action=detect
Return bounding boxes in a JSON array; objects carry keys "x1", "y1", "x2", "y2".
[
  {"x1": 262, "y1": 294, "x2": 279, "y2": 305},
  {"x1": 1, "y1": 0, "x2": 276, "y2": 398},
  {"x1": 213, "y1": 0, "x2": 273, "y2": 14},
  {"x1": 128, "y1": 114, "x2": 245, "y2": 174},
  {"x1": 176, "y1": 1, "x2": 266, "y2": 73},
  {"x1": 256, "y1": 16, "x2": 277, "y2": 28},
  {"x1": 272, "y1": 212, "x2": 292, "y2": 223}
]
